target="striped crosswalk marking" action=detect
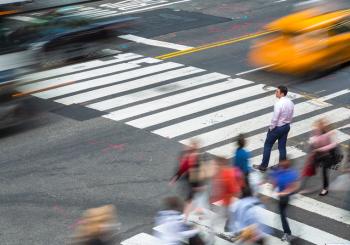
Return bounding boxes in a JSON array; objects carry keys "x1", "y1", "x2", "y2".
[
  {"x1": 180, "y1": 94, "x2": 323, "y2": 149},
  {"x1": 51, "y1": 66, "x2": 204, "y2": 105},
  {"x1": 19, "y1": 62, "x2": 141, "y2": 94},
  {"x1": 89, "y1": 76, "x2": 238, "y2": 111},
  {"x1": 260, "y1": 184, "x2": 350, "y2": 225},
  {"x1": 40, "y1": 62, "x2": 183, "y2": 100},
  {"x1": 259, "y1": 207, "x2": 350, "y2": 244},
  {"x1": 250, "y1": 125, "x2": 350, "y2": 166},
  {"x1": 20, "y1": 53, "x2": 140, "y2": 82},
  {"x1": 106, "y1": 76, "x2": 258, "y2": 122},
  {"x1": 125, "y1": 83, "x2": 268, "y2": 128},
  {"x1": 208, "y1": 107, "x2": 350, "y2": 157},
  {"x1": 19, "y1": 52, "x2": 350, "y2": 244}
]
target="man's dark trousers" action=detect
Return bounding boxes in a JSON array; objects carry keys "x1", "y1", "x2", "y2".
[{"x1": 261, "y1": 124, "x2": 290, "y2": 168}]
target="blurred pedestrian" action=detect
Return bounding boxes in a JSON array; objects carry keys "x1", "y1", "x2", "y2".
[
  {"x1": 233, "y1": 134, "x2": 251, "y2": 186},
  {"x1": 253, "y1": 86, "x2": 294, "y2": 172},
  {"x1": 211, "y1": 156, "x2": 243, "y2": 231},
  {"x1": 154, "y1": 196, "x2": 205, "y2": 245},
  {"x1": 227, "y1": 185, "x2": 268, "y2": 245},
  {"x1": 169, "y1": 140, "x2": 207, "y2": 219},
  {"x1": 71, "y1": 205, "x2": 120, "y2": 245},
  {"x1": 269, "y1": 158, "x2": 300, "y2": 242},
  {"x1": 344, "y1": 146, "x2": 350, "y2": 210},
  {"x1": 300, "y1": 118, "x2": 337, "y2": 196}
]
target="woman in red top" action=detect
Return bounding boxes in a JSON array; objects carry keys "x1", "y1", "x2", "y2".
[
  {"x1": 211, "y1": 156, "x2": 242, "y2": 206},
  {"x1": 170, "y1": 140, "x2": 206, "y2": 218}
]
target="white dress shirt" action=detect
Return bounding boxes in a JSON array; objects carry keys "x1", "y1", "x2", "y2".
[{"x1": 270, "y1": 96, "x2": 294, "y2": 130}]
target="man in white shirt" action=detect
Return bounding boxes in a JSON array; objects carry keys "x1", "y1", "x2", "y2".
[{"x1": 253, "y1": 86, "x2": 294, "y2": 172}]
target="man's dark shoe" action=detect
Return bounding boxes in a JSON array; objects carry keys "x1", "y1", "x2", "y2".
[{"x1": 253, "y1": 164, "x2": 267, "y2": 172}]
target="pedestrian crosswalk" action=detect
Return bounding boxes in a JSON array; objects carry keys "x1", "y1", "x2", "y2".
[
  {"x1": 17, "y1": 52, "x2": 350, "y2": 244},
  {"x1": 25, "y1": 0, "x2": 191, "y2": 20}
]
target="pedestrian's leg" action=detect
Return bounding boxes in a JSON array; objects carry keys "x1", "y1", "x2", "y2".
[
  {"x1": 278, "y1": 125, "x2": 290, "y2": 161},
  {"x1": 261, "y1": 130, "x2": 278, "y2": 168},
  {"x1": 322, "y1": 166, "x2": 329, "y2": 189},
  {"x1": 345, "y1": 190, "x2": 350, "y2": 211},
  {"x1": 319, "y1": 166, "x2": 329, "y2": 196},
  {"x1": 279, "y1": 196, "x2": 291, "y2": 235}
]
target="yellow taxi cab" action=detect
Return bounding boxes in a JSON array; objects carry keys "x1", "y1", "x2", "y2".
[{"x1": 249, "y1": 6, "x2": 350, "y2": 75}]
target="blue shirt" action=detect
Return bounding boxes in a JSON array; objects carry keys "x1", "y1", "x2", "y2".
[
  {"x1": 233, "y1": 148, "x2": 251, "y2": 174},
  {"x1": 270, "y1": 168, "x2": 299, "y2": 192},
  {"x1": 228, "y1": 197, "x2": 270, "y2": 238}
]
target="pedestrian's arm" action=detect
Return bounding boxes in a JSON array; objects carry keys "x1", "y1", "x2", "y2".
[
  {"x1": 278, "y1": 181, "x2": 300, "y2": 196},
  {"x1": 270, "y1": 103, "x2": 281, "y2": 130},
  {"x1": 314, "y1": 131, "x2": 337, "y2": 152}
]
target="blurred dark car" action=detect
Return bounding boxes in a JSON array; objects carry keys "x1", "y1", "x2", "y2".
[{"x1": 0, "y1": 5, "x2": 138, "y2": 67}]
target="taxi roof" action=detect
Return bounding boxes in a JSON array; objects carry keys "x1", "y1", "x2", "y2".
[{"x1": 266, "y1": 8, "x2": 350, "y2": 33}]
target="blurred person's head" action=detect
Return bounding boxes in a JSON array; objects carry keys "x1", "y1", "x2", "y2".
[
  {"x1": 74, "y1": 205, "x2": 117, "y2": 242},
  {"x1": 276, "y1": 85, "x2": 288, "y2": 98},
  {"x1": 279, "y1": 157, "x2": 293, "y2": 169},
  {"x1": 237, "y1": 134, "x2": 246, "y2": 148},
  {"x1": 184, "y1": 139, "x2": 200, "y2": 153},
  {"x1": 314, "y1": 117, "x2": 332, "y2": 134},
  {"x1": 240, "y1": 185, "x2": 253, "y2": 198},
  {"x1": 163, "y1": 196, "x2": 184, "y2": 212}
]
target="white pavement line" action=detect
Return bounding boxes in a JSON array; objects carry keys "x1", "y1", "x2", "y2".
[
  {"x1": 260, "y1": 183, "x2": 350, "y2": 226},
  {"x1": 257, "y1": 206, "x2": 350, "y2": 244},
  {"x1": 95, "y1": 0, "x2": 191, "y2": 18},
  {"x1": 90, "y1": 73, "x2": 235, "y2": 111},
  {"x1": 249, "y1": 126, "x2": 350, "y2": 166},
  {"x1": 8, "y1": 15, "x2": 41, "y2": 22},
  {"x1": 249, "y1": 146, "x2": 305, "y2": 166},
  {"x1": 104, "y1": 73, "x2": 231, "y2": 121},
  {"x1": 179, "y1": 93, "x2": 302, "y2": 150},
  {"x1": 208, "y1": 107, "x2": 350, "y2": 157},
  {"x1": 126, "y1": 84, "x2": 273, "y2": 129},
  {"x1": 153, "y1": 93, "x2": 275, "y2": 138},
  {"x1": 20, "y1": 53, "x2": 141, "y2": 82},
  {"x1": 235, "y1": 65, "x2": 275, "y2": 76},
  {"x1": 54, "y1": 66, "x2": 203, "y2": 105},
  {"x1": 121, "y1": 232, "x2": 163, "y2": 245},
  {"x1": 188, "y1": 90, "x2": 348, "y2": 155},
  {"x1": 118, "y1": 34, "x2": 193, "y2": 50},
  {"x1": 321, "y1": 88, "x2": 350, "y2": 101},
  {"x1": 128, "y1": 57, "x2": 162, "y2": 65},
  {"x1": 51, "y1": 62, "x2": 183, "y2": 103},
  {"x1": 19, "y1": 63, "x2": 140, "y2": 95}
]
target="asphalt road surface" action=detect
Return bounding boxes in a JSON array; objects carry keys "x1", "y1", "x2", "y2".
[{"x1": 1, "y1": 0, "x2": 350, "y2": 244}]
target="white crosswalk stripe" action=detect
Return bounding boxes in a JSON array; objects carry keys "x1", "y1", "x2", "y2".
[
  {"x1": 19, "y1": 52, "x2": 350, "y2": 245},
  {"x1": 88, "y1": 74, "x2": 232, "y2": 111},
  {"x1": 208, "y1": 107, "x2": 350, "y2": 158},
  {"x1": 41, "y1": 62, "x2": 183, "y2": 101},
  {"x1": 106, "y1": 76, "x2": 255, "y2": 122},
  {"x1": 52, "y1": 66, "x2": 204, "y2": 105},
  {"x1": 20, "y1": 53, "x2": 141, "y2": 83},
  {"x1": 125, "y1": 83, "x2": 268, "y2": 128}
]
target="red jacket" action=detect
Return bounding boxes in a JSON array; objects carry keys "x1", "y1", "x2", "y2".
[
  {"x1": 211, "y1": 166, "x2": 242, "y2": 206},
  {"x1": 174, "y1": 153, "x2": 198, "y2": 180}
]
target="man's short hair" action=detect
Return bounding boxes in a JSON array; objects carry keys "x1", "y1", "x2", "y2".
[
  {"x1": 277, "y1": 85, "x2": 288, "y2": 96},
  {"x1": 164, "y1": 196, "x2": 184, "y2": 212},
  {"x1": 237, "y1": 134, "x2": 245, "y2": 148}
]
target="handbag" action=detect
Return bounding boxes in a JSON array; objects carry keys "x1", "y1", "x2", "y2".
[
  {"x1": 302, "y1": 153, "x2": 317, "y2": 176},
  {"x1": 330, "y1": 145, "x2": 344, "y2": 165}
]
